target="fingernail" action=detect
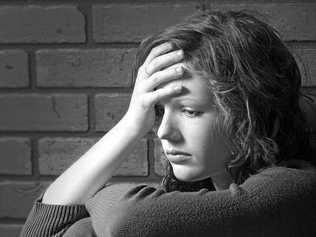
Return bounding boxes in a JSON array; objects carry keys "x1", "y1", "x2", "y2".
[
  {"x1": 175, "y1": 67, "x2": 183, "y2": 73},
  {"x1": 173, "y1": 85, "x2": 182, "y2": 91},
  {"x1": 177, "y1": 50, "x2": 183, "y2": 56}
]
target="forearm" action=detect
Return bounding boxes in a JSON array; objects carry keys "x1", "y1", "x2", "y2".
[
  {"x1": 42, "y1": 114, "x2": 143, "y2": 205},
  {"x1": 40, "y1": 43, "x2": 182, "y2": 206},
  {"x1": 20, "y1": 191, "x2": 89, "y2": 237}
]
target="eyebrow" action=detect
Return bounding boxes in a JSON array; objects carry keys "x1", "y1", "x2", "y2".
[
  {"x1": 157, "y1": 97, "x2": 209, "y2": 108},
  {"x1": 173, "y1": 97, "x2": 203, "y2": 103}
]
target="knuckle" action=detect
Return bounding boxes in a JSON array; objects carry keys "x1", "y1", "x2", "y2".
[
  {"x1": 154, "y1": 90, "x2": 162, "y2": 100},
  {"x1": 139, "y1": 65, "x2": 146, "y2": 73},
  {"x1": 168, "y1": 67, "x2": 177, "y2": 75},
  {"x1": 150, "y1": 47, "x2": 159, "y2": 55},
  {"x1": 139, "y1": 64, "x2": 145, "y2": 71},
  {"x1": 151, "y1": 44, "x2": 165, "y2": 55},
  {"x1": 146, "y1": 66, "x2": 152, "y2": 74},
  {"x1": 151, "y1": 76, "x2": 159, "y2": 84},
  {"x1": 175, "y1": 49, "x2": 183, "y2": 57},
  {"x1": 137, "y1": 66, "x2": 144, "y2": 76},
  {"x1": 139, "y1": 65, "x2": 150, "y2": 77},
  {"x1": 172, "y1": 51, "x2": 183, "y2": 62},
  {"x1": 142, "y1": 96, "x2": 151, "y2": 110},
  {"x1": 151, "y1": 59, "x2": 158, "y2": 68}
]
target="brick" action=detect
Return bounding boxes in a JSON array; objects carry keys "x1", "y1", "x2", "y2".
[
  {"x1": 154, "y1": 139, "x2": 168, "y2": 176},
  {"x1": 0, "y1": 137, "x2": 31, "y2": 175},
  {"x1": 0, "y1": 94, "x2": 87, "y2": 131},
  {"x1": 0, "y1": 181, "x2": 50, "y2": 218},
  {"x1": 93, "y1": 4, "x2": 194, "y2": 42},
  {"x1": 93, "y1": 3, "x2": 316, "y2": 42},
  {"x1": 36, "y1": 48, "x2": 135, "y2": 88},
  {"x1": 0, "y1": 50, "x2": 28, "y2": 88},
  {"x1": 95, "y1": 93, "x2": 130, "y2": 131},
  {"x1": 0, "y1": 6, "x2": 85, "y2": 43},
  {"x1": 0, "y1": 224, "x2": 22, "y2": 237},
  {"x1": 220, "y1": 3, "x2": 316, "y2": 41},
  {"x1": 292, "y1": 48, "x2": 316, "y2": 87},
  {"x1": 38, "y1": 137, "x2": 148, "y2": 176},
  {"x1": 115, "y1": 139, "x2": 148, "y2": 176},
  {"x1": 38, "y1": 137, "x2": 99, "y2": 176}
]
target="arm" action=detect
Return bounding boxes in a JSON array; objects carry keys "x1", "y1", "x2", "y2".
[
  {"x1": 21, "y1": 42, "x2": 184, "y2": 236},
  {"x1": 41, "y1": 42, "x2": 184, "y2": 205},
  {"x1": 41, "y1": 115, "x2": 143, "y2": 205},
  {"x1": 20, "y1": 190, "x2": 90, "y2": 237},
  {"x1": 88, "y1": 167, "x2": 316, "y2": 237},
  {"x1": 90, "y1": 184, "x2": 246, "y2": 237},
  {"x1": 20, "y1": 183, "x2": 139, "y2": 237}
]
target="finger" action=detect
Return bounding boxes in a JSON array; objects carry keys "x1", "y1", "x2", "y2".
[
  {"x1": 145, "y1": 85, "x2": 183, "y2": 106},
  {"x1": 144, "y1": 42, "x2": 173, "y2": 67},
  {"x1": 144, "y1": 64, "x2": 184, "y2": 91},
  {"x1": 146, "y1": 49, "x2": 183, "y2": 75}
]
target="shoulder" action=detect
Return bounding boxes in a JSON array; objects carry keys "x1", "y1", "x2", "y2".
[{"x1": 240, "y1": 166, "x2": 316, "y2": 230}]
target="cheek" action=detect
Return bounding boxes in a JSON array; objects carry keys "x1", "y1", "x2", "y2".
[
  {"x1": 184, "y1": 118, "x2": 229, "y2": 167},
  {"x1": 180, "y1": 121, "x2": 213, "y2": 164},
  {"x1": 182, "y1": 117, "x2": 215, "y2": 148}
]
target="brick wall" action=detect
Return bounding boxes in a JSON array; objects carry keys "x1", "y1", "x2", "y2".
[{"x1": 0, "y1": 1, "x2": 315, "y2": 236}]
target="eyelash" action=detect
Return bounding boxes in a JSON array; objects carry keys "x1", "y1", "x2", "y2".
[
  {"x1": 154, "y1": 105, "x2": 203, "y2": 118},
  {"x1": 181, "y1": 108, "x2": 203, "y2": 117}
]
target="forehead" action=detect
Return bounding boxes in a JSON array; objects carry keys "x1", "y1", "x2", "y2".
[{"x1": 157, "y1": 64, "x2": 213, "y2": 106}]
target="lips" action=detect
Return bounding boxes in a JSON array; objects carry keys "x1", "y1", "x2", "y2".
[
  {"x1": 166, "y1": 150, "x2": 191, "y2": 156},
  {"x1": 165, "y1": 150, "x2": 191, "y2": 164}
]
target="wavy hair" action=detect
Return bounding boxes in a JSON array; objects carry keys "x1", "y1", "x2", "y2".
[{"x1": 132, "y1": 9, "x2": 311, "y2": 191}]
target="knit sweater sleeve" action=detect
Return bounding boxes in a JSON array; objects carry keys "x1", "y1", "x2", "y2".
[
  {"x1": 20, "y1": 189, "x2": 89, "y2": 237},
  {"x1": 86, "y1": 167, "x2": 316, "y2": 237}
]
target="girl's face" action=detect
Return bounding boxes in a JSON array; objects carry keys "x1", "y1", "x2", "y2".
[{"x1": 156, "y1": 65, "x2": 231, "y2": 182}]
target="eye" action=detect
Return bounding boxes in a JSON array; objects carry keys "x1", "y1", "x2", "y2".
[{"x1": 182, "y1": 108, "x2": 203, "y2": 117}]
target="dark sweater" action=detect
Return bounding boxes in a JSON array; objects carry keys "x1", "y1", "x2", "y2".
[{"x1": 20, "y1": 165, "x2": 316, "y2": 237}]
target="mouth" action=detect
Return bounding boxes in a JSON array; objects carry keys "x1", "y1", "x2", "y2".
[{"x1": 165, "y1": 150, "x2": 191, "y2": 164}]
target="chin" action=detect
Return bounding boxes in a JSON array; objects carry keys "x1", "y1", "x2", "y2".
[{"x1": 172, "y1": 165, "x2": 207, "y2": 182}]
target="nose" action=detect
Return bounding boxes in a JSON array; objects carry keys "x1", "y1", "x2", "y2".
[{"x1": 157, "y1": 111, "x2": 181, "y2": 142}]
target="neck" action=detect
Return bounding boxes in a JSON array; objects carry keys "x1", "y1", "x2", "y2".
[{"x1": 211, "y1": 170, "x2": 233, "y2": 191}]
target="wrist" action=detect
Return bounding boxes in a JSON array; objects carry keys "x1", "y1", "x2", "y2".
[{"x1": 119, "y1": 113, "x2": 147, "y2": 139}]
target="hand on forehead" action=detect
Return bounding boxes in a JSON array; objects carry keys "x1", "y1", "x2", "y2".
[{"x1": 155, "y1": 62, "x2": 193, "y2": 90}]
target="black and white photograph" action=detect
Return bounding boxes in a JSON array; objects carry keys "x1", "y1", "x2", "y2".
[{"x1": 0, "y1": 1, "x2": 315, "y2": 236}]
